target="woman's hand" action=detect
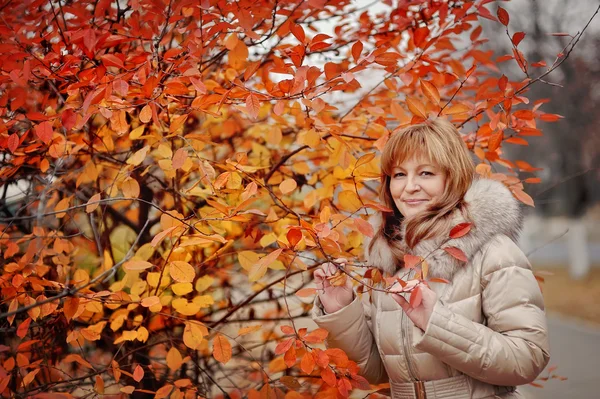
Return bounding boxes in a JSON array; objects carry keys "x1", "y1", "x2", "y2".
[
  {"x1": 390, "y1": 281, "x2": 437, "y2": 331},
  {"x1": 314, "y1": 262, "x2": 354, "y2": 314}
]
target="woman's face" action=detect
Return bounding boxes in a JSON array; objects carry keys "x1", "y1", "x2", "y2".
[{"x1": 389, "y1": 156, "x2": 446, "y2": 219}]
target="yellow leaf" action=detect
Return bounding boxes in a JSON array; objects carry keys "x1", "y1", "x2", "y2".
[
  {"x1": 137, "y1": 326, "x2": 149, "y2": 343},
  {"x1": 126, "y1": 145, "x2": 150, "y2": 166},
  {"x1": 249, "y1": 248, "x2": 283, "y2": 282},
  {"x1": 338, "y1": 190, "x2": 363, "y2": 213},
  {"x1": 183, "y1": 321, "x2": 207, "y2": 349},
  {"x1": 300, "y1": 129, "x2": 320, "y2": 149},
  {"x1": 195, "y1": 276, "x2": 214, "y2": 293},
  {"x1": 172, "y1": 282, "x2": 193, "y2": 296},
  {"x1": 166, "y1": 347, "x2": 183, "y2": 371},
  {"x1": 122, "y1": 178, "x2": 140, "y2": 198},
  {"x1": 192, "y1": 295, "x2": 214, "y2": 308},
  {"x1": 129, "y1": 125, "x2": 145, "y2": 140},
  {"x1": 172, "y1": 298, "x2": 200, "y2": 316},
  {"x1": 123, "y1": 259, "x2": 153, "y2": 271},
  {"x1": 238, "y1": 251, "x2": 260, "y2": 271},
  {"x1": 213, "y1": 334, "x2": 232, "y2": 364},
  {"x1": 279, "y1": 178, "x2": 297, "y2": 194},
  {"x1": 169, "y1": 261, "x2": 196, "y2": 283},
  {"x1": 86, "y1": 193, "x2": 101, "y2": 213}
]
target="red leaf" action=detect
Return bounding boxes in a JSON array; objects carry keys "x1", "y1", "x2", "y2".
[
  {"x1": 497, "y1": 7, "x2": 509, "y2": 26},
  {"x1": 512, "y1": 32, "x2": 526, "y2": 46},
  {"x1": 287, "y1": 228, "x2": 302, "y2": 248},
  {"x1": 413, "y1": 26, "x2": 429, "y2": 48},
  {"x1": 403, "y1": 254, "x2": 422, "y2": 269},
  {"x1": 284, "y1": 346, "x2": 297, "y2": 368},
  {"x1": 409, "y1": 286, "x2": 422, "y2": 308},
  {"x1": 351, "y1": 41, "x2": 363, "y2": 63},
  {"x1": 7, "y1": 133, "x2": 19, "y2": 153},
  {"x1": 35, "y1": 121, "x2": 53, "y2": 144},
  {"x1": 443, "y1": 247, "x2": 468, "y2": 262},
  {"x1": 449, "y1": 223, "x2": 472, "y2": 239}
]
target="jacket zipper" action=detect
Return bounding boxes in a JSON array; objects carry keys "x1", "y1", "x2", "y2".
[{"x1": 401, "y1": 269, "x2": 419, "y2": 381}]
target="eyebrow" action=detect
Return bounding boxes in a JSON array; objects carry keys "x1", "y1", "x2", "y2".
[{"x1": 393, "y1": 164, "x2": 437, "y2": 170}]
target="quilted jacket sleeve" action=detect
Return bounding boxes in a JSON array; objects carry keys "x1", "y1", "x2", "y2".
[
  {"x1": 311, "y1": 292, "x2": 388, "y2": 384},
  {"x1": 413, "y1": 235, "x2": 550, "y2": 386}
]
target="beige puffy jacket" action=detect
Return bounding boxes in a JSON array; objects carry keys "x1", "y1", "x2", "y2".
[{"x1": 312, "y1": 179, "x2": 550, "y2": 398}]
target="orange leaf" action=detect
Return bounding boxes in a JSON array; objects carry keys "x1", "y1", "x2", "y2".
[
  {"x1": 213, "y1": 334, "x2": 232, "y2": 364},
  {"x1": 133, "y1": 365, "x2": 144, "y2": 382},
  {"x1": 403, "y1": 254, "x2": 422, "y2": 269},
  {"x1": 488, "y1": 131, "x2": 503, "y2": 152},
  {"x1": 155, "y1": 385, "x2": 174, "y2": 399},
  {"x1": 449, "y1": 223, "x2": 472, "y2": 239},
  {"x1": 354, "y1": 218, "x2": 374, "y2": 238},
  {"x1": 420, "y1": 80, "x2": 440, "y2": 105},
  {"x1": 172, "y1": 148, "x2": 188, "y2": 170},
  {"x1": 139, "y1": 105, "x2": 152, "y2": 123},
  {"x1": 246, "y1": 94, "x2": 260, "y2": 120},
  {"x1": 406, "y1": 97, "x2": 427, "y2": 119},
  {"x1": 17, "y1": 317, "x2": 31, "y2": 338},
  {"x1": 304, "y1": 328, "x2": 329, "y2": 343},
  {"x1": 64, "y1": 297, "x2": 80, "y2": 322},
  {"x1": 505, "y1": 137, "x2": 529, "y2": 146},
  {"x1": 321, "y1": 367, "x2": 336, "y2": 387},
  {"x1": 166, "y1": 347, "x2": 183, "y2": 371},
  {"x1": 22, "y1": 369, "x2": 40, "y2": 387},
  {"x1": 351, "y1": 41, "x2": 363, "y2": 62},
  {"x1": 151, "y1": 226, "x2": 177, "y2": 247},
  {"x1": 295, "y1": 288, "x2": 316, "y2": 298},
  {"x1": 86, "y1": 193, "x2": 101, "y2": 213},
  {"x1": 301, "y1": 352, "x2": 315, "y2": 374},
  {"x1": 279, "y1": 178, "x2": 297, "y2": 194},
  {"x1": 409, "y1": 286, "x2": 422, "y2": 308},
  {"x1": 443, "y1": 247, "x2": 468, "y2": 262},
  {"x1": 275, "y1": 338, "x2": 294, "y2": 355},
  {"x1": 123, "y1": 260, "x2": 153, "y2": 271},
  {"x1": 284, "y1": 346, "x2": 297, "y2": 368},
  {"x1": 513, "y1": 188, "x2": 535, "y2": 207},
  {"x1": 141, "y1": 296, "x2": 160, "y2": 308}
]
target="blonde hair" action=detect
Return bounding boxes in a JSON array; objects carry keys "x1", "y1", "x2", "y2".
[{"x1": 370, "y1": 118, "x2": 475, "y2": 265}]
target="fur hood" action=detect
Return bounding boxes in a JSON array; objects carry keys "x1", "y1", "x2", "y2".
[{"x1": 366, "y1": 178, "x2": 523, "y2": 280}]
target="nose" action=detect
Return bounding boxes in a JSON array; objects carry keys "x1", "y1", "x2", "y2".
[{"x1": 405, "y1": 175, "x2": 420, "y2": 193}]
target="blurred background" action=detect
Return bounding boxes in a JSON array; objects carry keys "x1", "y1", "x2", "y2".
[{"x1": 481, "y1": 1, "x2": 600, "y2": 397}]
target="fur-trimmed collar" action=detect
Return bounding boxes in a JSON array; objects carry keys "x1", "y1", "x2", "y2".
[{"x1": 365, "y1": 178, "x2": 523, "y2": 280}]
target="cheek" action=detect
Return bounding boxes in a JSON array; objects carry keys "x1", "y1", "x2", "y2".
[{"x1": 389, "y1": 180, "x2": 404, "y2": 197}]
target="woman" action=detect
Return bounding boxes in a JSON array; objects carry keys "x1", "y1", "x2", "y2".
[{"x1": 311, "y1": 119, "x2": 550, "y2": 398}]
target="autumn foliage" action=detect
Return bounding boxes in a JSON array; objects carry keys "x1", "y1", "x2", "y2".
[{"x1": 0, "y1": 0, "x2": 574, "y2": 397}]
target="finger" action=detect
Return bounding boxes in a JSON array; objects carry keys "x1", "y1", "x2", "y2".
[
  {"x1": 391, "y1": 293, "x2": 411, "y2": 312},
  {"x1": 325, "y1": 262, "x2": 337, "y2": 276}
]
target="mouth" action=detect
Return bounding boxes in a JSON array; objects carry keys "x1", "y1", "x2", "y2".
[{"x1": 403, "y1": 199, "x2": 429, "y2": 205}]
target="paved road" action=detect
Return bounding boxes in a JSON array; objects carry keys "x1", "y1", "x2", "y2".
[{"x1": 520, "y1": 314, "x2": 600, "y2": 399}]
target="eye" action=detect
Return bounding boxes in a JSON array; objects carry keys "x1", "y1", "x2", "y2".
[
  {"x1": 420, "y1": 171, "x2": 434, "y2": 176},
  {"x1": 393, "y1": 172, "x2": 405, "y2": 178}
]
